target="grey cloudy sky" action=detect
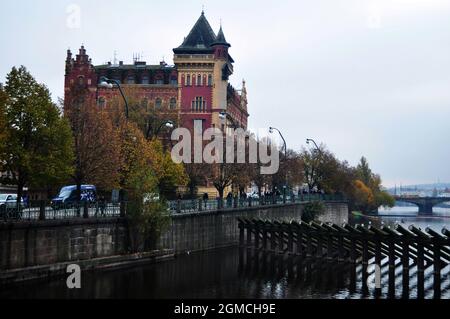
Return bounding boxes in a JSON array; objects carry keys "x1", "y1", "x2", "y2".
[{"x1": 1, "y1": 0, "x2": 450, "y2": 187}]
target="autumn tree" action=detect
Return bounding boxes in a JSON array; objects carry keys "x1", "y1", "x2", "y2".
[
  {"x1": 354, "y1": 157, "x2": 394, "y2": 212},
  {"x1": 108, "y1": 87, "x2": 178, "y2": 141},
  {"x1": 0, "y1": 85, "x2": 8, "y2": 157},
  {"x1": 301, "y1": 145, "x2": 340, "y2": 192},
  {"x1": 0, "y1": 66, "x2": 74, "y2": 205},
  {"x1": 184, "y1": 163, "x2": 209, "y2": 198},
  {"x1": 270, "y1": 148, "x2": 304, "y2": 194},
  {"x1": 118, "y1": 121, "x2": 186, "y2": 251},
  {"x1": 201, "y1": 134, "x2": 248, "y2": 201},
  {"x1": 64, "y1": 85, "x2": 121, "y2": 201}
]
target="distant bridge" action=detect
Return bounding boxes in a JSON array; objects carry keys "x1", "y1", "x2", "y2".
[{"x1": 394, "y1": 196, "x2": 450, "y2": 215}]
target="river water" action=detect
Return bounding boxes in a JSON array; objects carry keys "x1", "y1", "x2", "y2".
[{"x1": 1, "y1": 206, "x2": 449, "y2": 299}]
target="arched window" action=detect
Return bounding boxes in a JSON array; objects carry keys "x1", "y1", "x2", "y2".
[
  {"x1": 169, "y1": 98, "x2": 177, "y2": 110},
  {"x1": 98, "y1": 97, "x2": 106, "y2": 108},
  {"x1": 208, "y1": 75, "x2": 213, "y2": 86},
  {"x1": 141, "y1": 98, "x2": 149, "y2": 110},
  {"x1": 186, "y1": 74, "x2": 191, "y2": 86},
  {"x1": 77, "y1": 76, "x2": 85, "y2": 86},
  {"x1": 155, "y1": 98, "x2": 162, "y2": 109},
  {"x1": 197, "y1": 75, "x2": 202, "y2": 86}
]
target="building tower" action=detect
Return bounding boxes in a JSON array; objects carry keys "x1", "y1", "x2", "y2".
[
  {"x1": 173, "y1": 11, "x2": 244, "y2": 132},
  {"x1": 64, "y1": 46, "x2": 98, "y2": 111}
]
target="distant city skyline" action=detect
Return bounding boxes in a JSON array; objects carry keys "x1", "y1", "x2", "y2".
[{"x1": 1, "y1": 0, "x2": 450, "y2": 187}]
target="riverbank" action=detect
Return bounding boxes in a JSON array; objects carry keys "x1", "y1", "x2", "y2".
[
  {"x1": 0, "y1": 249, "x2": 174, "y2": 286},
  {"x1": 0, "y1": 201, "x2": 348, "y2": 286}
]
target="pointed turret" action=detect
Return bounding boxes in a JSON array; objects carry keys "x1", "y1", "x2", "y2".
[
  {"x1": 212, "y1": 26, "x2": 230, "y2": 47},
  {"x1": 173, "y1": 12, "x2": 217, "y2": 53}
]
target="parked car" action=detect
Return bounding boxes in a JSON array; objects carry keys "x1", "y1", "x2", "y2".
[
  {"x1": 246, "y1": 192, "x2": 260, "y2": 199},
  {"x1": 51, "y1": 185, "x2": 97, "y2": 209},
  {"x1": 0, "y1": 194, "x2": 25, "y2": 218}
]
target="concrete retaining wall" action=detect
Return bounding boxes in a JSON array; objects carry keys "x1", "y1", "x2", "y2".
[
  {"x1": 0, "y1": 202, "x2": 349, "y2": 273},
  {"x1": 159, "y1": 202, "x2": 349, "y2": 254}
]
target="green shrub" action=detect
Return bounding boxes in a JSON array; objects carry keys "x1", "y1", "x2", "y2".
[{"x1": 302, "y1": 201, "x2": 325, "y2": 223}]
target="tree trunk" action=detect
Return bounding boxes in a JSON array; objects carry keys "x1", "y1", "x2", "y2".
[
  {"x1": 16, "y1": 180, "x2": 24, "y2": 213},
  {"x1": 76, "y1": 181, "x2": 82, "y2": 217}
]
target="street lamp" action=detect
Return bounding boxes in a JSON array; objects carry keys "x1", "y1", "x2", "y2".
[
  {"x1": 99, "y1": 76, "x2": 129, "y2": 119},
  {"x1": 155, "y1": 120, "x2": 175, "y2": 138},
  {"x1": 306, "y1": 138, "x2": 323, "y2": 196},
  {"x1": 269, "y1": 127, "x2": 288, "y2": 202},
  {"x1": 306, "y1": 138, "x2": 320, "y2": 153},
  {"x1": 146, "y1": 120, "x2": 175, "y2": 140},
  {"x1": 219, "y1": 111, "x2": 239, "y2": 129}
]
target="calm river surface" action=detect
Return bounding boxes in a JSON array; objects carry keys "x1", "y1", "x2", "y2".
[{"x1": 1, "y1": 206, "x2": 450, "y2": 299}]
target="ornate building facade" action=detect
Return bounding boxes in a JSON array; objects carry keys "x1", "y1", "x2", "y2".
[{"x1": 64, "y1": 11, "x2": 249, "y2": 134}]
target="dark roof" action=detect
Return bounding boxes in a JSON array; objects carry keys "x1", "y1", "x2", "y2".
[
  {"x1": 94, "y1": 64, "x2": 175, "y2": 71},
  {"x1": 212, "y1": 26, "x2": 230, "y2": 47},
  {"x1": 174, "y1": 12, "x2": 220, "y2": 53}
]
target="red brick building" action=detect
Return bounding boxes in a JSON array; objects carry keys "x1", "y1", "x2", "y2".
[{"x1": 64, "y1": 11, "x2": 249, "y2": 133}]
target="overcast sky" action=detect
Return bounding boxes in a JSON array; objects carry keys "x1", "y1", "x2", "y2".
[{"x1": 1, "y1": 0, "x2": 450, "y2": 187}]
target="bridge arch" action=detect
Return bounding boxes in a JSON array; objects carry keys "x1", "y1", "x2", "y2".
[{"x1": 393, "y1": 197, "x2": 450, "y2": 215}]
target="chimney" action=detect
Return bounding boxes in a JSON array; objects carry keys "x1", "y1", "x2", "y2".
[{"x1": 119, "y1": 61, "x2": 123, "y2": 66}]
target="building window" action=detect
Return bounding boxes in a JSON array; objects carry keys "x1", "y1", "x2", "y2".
[
  {"x1": 141, "y1": 98, "x2": 149, "y2": 110},
  {"x1": 170, "y1": 98, "x2": 177, "y2": 110},
  {"x1": 208, "y1": 75, "x2": 213, "y2": 86},
  {"x1": 193, "y1": 97, "x2": 206, "y2": 112},
  {"x1": 77, "y1": 76, "x2": 85, "y2": 86},
  {"x1": 156, "y1": 79, "x2": 164, "y2": 85},
  {"x1": 98, "y1": 97, "x2": 106, "y2": 108},
  {"x1": 127, "y1": 76, "x2": 135, "y2": 84},
  {"x1": 197, "y1": 75, "x2": 202, "y2": 86},
  {"x1": 155, "y1": 98, "x2": 162, "y2": 109},
  {"x1": 141, "y1": 76, "x2": 149, "y2": 84},
  {"x1": 186, "y1": 75, "x2": 191, "y2": 86}
]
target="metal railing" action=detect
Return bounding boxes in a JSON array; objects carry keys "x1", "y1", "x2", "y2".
[
  {"x1": 0, "y1": 194, "x2": 345, "y2": 222},
  {"x1": 167, "y1": 194, "x2": 346, "y2": 215},
  {"x1": 0, "y1": 201, "x2": 122, "y2": 222}
]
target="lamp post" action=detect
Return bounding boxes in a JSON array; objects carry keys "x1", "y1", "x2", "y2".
[
  {"x1": 147, "y1": 120, "x2": 175, "y2": 140},
  {"x1": 99, "y1": 76, "x2": 129, "y2": 119},
  {"x1": 99, "y1": 77, "x2": 130, "y2": 216},
  {"x1": 219, "y1": 111, "x2": 239, "y2": 129},
  {"x1": 306, "y1": 138, "x2": 322, "y2": 197},
  {"x1": 269, "y1": 127, "x2": 288, "y2": 202},
  {"x1": 306, "y1": 138, "x2": 320, "y2": 153}
]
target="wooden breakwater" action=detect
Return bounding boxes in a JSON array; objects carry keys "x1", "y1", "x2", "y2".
[{"x1": 237, "y1": 218, "x2": 450, "y2": 299}]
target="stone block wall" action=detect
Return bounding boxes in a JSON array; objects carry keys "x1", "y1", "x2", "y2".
[{"x1": 0, "y1": 219, "x2": 127, "y2": 270}]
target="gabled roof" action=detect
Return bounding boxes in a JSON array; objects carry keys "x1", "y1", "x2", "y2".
[{"x1": 175, "y1": 12, "x2": 217, "y2": 51}]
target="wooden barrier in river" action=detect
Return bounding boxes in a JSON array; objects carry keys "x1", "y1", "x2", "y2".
[{"x1": 237, "y1": 218, "x2": 450, "y2": 298}]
